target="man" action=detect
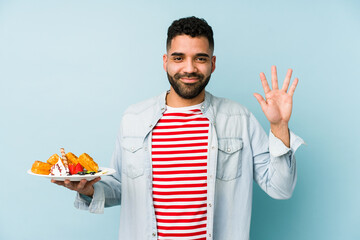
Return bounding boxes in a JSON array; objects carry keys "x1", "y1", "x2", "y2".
[{"x1": 53, "y1": 16, "x2": 304, "y2": 240}]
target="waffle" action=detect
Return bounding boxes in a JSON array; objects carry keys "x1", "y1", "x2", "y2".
[
  {"x1": 47, "y1": 154, "x2": 60, "y2": 165},
  {"x1": 78, "y1": 153, "x2": 98, "y2": 172},
  {"x1": 66, "y1": 152, "x2": 79, "y2": 165},
  {"x1": 31, "y1": 161, "x2": 52, "y2": 175}
]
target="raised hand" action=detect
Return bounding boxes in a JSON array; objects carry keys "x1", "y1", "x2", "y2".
[{"x1": 253, "y1": 65, "x2": 299, "y2": 147}]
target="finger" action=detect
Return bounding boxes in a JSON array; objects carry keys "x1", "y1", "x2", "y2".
[
  {"x1": 253, "y1": 93, "x2": 267, "y2": 110},
  {"x1": 87, "y1": 177, "x2": 101, "y2": 187},
  {"x1": 91, "y1": 177, "x2": 101, "y2": 184},
  {"x1": 271, "y1": 65, "x2": 278, "y2": 89},
  {"x1": 51, "y1": 179, "x2": 65, "y2": 186},
  {"x1": 64, "y1": 179, "x2": 73, "y2": 189},
  {"x1": 282, "y1": 68, "x2": 293, "y2": 91},
  {"x1": 77, "y1": 179, "x2": 88, "y2": 190},
  {"x1": 288, "y1": 77, "x2": 299, "y2": 96},
  {"x1": 259, "y1": 72, "x2": 271, "y2": 94}
]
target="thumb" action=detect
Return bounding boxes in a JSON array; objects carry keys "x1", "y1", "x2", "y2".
[
  {"x1": 253, "y1": 93, "x2": 267, "y2": 110},
  {"x1": 88, "y1": 177, "x2": 101, "y2": 186}
]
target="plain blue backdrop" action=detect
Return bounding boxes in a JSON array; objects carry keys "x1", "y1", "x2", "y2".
[{"x1": 1, "y1": 0, "x2": 359, "y2": 239}]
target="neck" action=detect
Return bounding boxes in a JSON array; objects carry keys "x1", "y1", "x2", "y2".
[{"x1": 166, "y1": 88, "x2": 205, "y2": 107}]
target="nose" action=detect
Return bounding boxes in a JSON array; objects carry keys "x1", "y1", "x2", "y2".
[{"x1": 183, "y1": 59, "x2": 197, "y2": 73}]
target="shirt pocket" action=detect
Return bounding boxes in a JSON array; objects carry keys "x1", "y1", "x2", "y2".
[
  {"x1": 216, "y1": 138, "x2": 243, "y2": 181},
  {"x1": 121, "y1": 137, "x2": 146, "y2": 179}
]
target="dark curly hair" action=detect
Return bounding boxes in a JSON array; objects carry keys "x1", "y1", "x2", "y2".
[{"x1": 166, "y1": 16, "x2": 214, "y2": 51}]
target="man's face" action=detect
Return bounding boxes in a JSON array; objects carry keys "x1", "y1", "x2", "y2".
[{"x1": 163, "y1": 35, "x2": 216, "y2": 99}]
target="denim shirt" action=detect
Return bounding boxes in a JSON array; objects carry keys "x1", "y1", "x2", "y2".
[{"x1": 74, "y1": 91, "x2": 304, "y2": 240}]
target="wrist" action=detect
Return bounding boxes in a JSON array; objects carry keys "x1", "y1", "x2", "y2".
[
  {"x1": 81, "y1": 187, "x2": 94, "y2": 198},
  {"x1": 270, "y1": 121, "x2": 289, "y2": 132},
  {"x1": 270, "y1": 122, "x2": 290, "y2": 148}
]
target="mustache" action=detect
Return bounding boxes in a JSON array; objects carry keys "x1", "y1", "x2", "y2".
[{"x1": 174, "y1": 72, "x2": 204, "y2": 79}]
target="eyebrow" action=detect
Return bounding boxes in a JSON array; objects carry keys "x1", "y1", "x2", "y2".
[
  {"x1": 170, "y1": 52, "x2": 184, "y2": 56},
  {"x1": 170, "y1": 52, "x2": 210, "y2": 58},
  {"x1": 195, "y1": 53, "x2": 210, "y2": 58}
]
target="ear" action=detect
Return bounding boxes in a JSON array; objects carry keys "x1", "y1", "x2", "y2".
[
  {"x1": 163, "y1": 54, "x2": 168, "y2": 71},
  {"x1": 211, "y1": 55, "x2": 216, "y2": 73}
]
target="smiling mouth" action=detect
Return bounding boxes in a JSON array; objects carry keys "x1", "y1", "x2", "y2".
[{"x1": 180, "y1": 78, "x2": 199, "y2": 83}]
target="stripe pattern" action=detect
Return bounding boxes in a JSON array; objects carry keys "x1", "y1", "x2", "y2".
[{"x1": 152, "y1": 104, "x2": 209, "y2": 240}]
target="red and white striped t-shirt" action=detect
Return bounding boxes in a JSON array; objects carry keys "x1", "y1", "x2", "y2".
[{"x1": 152, "y1": 104, "x2": 210, "y2": 240}]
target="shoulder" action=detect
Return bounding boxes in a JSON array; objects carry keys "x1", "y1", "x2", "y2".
[
  {"x1": 207, "y1": 92, "x2": 251, "y2": 117},
  {"x1": 124, "y1": 96, "x2": 158, "y2": 115},
  {"x1": 123, "y1": 92, "x2": 165, "y2": 116},
  {"x1": 119, "y1": 92, "x2": 165, "y2": 137}
]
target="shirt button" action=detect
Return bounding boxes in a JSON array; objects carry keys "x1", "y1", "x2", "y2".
[
  {"x1": 152, "y1": 232, "x2": 156, "y2": 237},
  {"x1": 209, "y1": 233, "x2": 212, "y2": 237},
  {"x1": 211, "y1": 146, "x2": 215, "y2": 150},
  {"x1": 208, "y1": 203, "x2": 212, "y2": 207},
  {"x1": 149, "y1": 124, "x2": 153, "y2": 128},
  {"x1": 227, "y1": 148, "x2": 231, "y2": 152}
]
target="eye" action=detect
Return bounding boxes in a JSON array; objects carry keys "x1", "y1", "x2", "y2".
[
  {"x1": 196, "y1": 57, "x2": 208, "y2": 63},
  {"x1": 172, "y1": 56, "x2": 183, "y2": 62}
]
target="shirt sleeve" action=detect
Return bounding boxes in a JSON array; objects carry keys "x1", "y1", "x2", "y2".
[
  {"x1": 74, "y1": 182, "x2": 106, "y2": 214},
  {"x1": 74, "y1": 129, "x2": 123, "y2": 213},
  {"x1": 251, "y1": 113, "x2": 305, "y2": 199}
]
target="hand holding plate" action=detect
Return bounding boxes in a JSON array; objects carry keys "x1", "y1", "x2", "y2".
[{"x1": 51, "y1": 177, "x2": 101, "y2": 197}]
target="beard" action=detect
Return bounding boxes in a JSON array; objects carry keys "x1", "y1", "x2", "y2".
[{"x1": 167, "y1": 71, "x2": 211, "y2": 99}]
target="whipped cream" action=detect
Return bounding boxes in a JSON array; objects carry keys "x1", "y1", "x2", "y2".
[{"x1": 50, "y1": 158, "x2": 68, "y2": 176}]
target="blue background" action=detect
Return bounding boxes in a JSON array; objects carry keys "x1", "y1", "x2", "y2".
[{"x1": 1, "y1": 0, "x2": 359, "y2": 239}]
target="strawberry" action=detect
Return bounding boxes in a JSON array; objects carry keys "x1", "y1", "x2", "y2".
[
  {"x1": 68, "y1": 164, "x2": 75, "y2": 175},
  {"x1": 74, "y1": 163, "x2": 84, "y2": 174}
]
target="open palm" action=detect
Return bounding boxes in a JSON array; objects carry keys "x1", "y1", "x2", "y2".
[{"x1": 254, "y1": 66, "x2": 298, "y2": 126}]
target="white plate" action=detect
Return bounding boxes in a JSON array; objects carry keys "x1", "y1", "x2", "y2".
[{"x1": 27, "y1": 167, "x2": 116, "y2": 181}]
